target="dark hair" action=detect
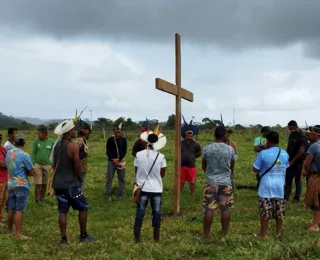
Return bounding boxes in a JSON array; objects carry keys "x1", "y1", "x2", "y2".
[
  {"x1": 38, "y1": 126, "x2": 48, "y2": 135},
  {"x1": 8, "y1": 127, "x2": 18, "y2": 135},
  {"x1": 261, "y1": 126, "x2": 271, "y2": 134},
  {"x1": 266, "y1": 131, "x2": 279, "y2": 144},
  {"x1": 288, "y1": 120, "x2": 298, "y2": 127},
  {"x1": 214, "y1": 126, "x2": 226, "y2": 139},
  {"x1": 78, "y1": 122, "x2": 91, "y2": 136}
]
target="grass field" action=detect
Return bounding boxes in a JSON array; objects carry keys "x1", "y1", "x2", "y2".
[{"x1": 1, "y1": 129, "x2": 319, "y2": 260}]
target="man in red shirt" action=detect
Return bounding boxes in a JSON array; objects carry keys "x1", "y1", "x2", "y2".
[{"x1": 0, "y1": 134, "x2": 8, "y2": 224}]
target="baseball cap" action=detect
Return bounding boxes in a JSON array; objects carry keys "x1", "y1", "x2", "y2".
[{"x1": 14, "y1": 134, "x2": 26, "y2": 145}]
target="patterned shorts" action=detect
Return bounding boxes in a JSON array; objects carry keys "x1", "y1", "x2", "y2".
[
  {"x1": 203, "y1": 184, "x2": 233, "y2": 212},
  {"x1": 258, "y1": 197, "x2": 285, "y2": 220},
  {"x1": 55, "y1": 186, "x2": 88, "y2": 214}
]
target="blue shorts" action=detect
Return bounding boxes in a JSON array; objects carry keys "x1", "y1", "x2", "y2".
[
  {"x1": 55, "y1": 186, "x2": 88, "y2": 214},
  {"x1": 8, "y1": 187, "x2": 30, "y2": 212}
]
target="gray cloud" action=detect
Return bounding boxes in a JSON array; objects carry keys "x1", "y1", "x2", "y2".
[{"x1": 1, "y1": 0, "x2": 320, "y2": 53}]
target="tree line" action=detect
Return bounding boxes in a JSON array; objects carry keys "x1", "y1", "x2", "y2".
[{"x1": 0, "y1": 112, "x2": 284, "y2": 131}]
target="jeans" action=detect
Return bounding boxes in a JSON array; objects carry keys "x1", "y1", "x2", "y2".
[
  {"x1": 8, "y1": 187, "x2": 30, "y2": 212},
  {"x1": 134, "y1": 192, "x2": 162, "y2": 229},
  {"x1": 284, "y1": 165, "x2": 302, "y2": 200},
  {"x1": 105, "y1": 161, "x2": 126, "y2": 197}
]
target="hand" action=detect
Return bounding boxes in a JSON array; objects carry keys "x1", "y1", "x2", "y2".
[
  {"x1": 289, "y1": 161, "x2": 294, "y2": 167},
  {"x1": 112, "y1": 158, "x2": 120, "y2": 164},
  {"x1": 262, "y1": 145, "x2": 267, "y2": 149}
]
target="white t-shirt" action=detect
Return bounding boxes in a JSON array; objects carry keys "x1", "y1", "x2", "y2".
[
  {"x1": 4, "y1": 140, "x2": 14, "y2": 151},
  {"x1": 134, "y1": 149, "x2": 167, "y2": 193}
]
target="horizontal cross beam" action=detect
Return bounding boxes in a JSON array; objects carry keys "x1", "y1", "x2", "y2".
[{"x1": 155, "y1": 78, "x2": 194, "y2": 102}]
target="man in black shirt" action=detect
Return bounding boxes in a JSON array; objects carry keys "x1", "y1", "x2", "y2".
[
  {"x1": 132, "y1": 126, "x2": 148, "y2": 157},
  {"x1": 105, "y1": 126, "x2": 127, "y2": 201},
  {"x1": 180, "y1": 130, "x2": 202, "y2": 196},
  {"x1": 284, "y1": 120, "x2": 307, "y2": 202}
]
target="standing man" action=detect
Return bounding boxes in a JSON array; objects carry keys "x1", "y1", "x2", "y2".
[
  {"x1": 253, "y1": 131, "x2": 289, "y2": 238},
  {"x1": 6, "y1": 134, "x2": 34, "y2": 239},
  {"x1": 133, "y1": 129, "x2": 167, "y2": 243},
  {"x1": 253, "y1": 126, "x2": 271, "y2": 153},
  {"x1": 4, "y1": 127, "x2": 18, "y2": 151},
  {"x1": 0, "y1": 134, "x2": 8, "y2": 225},
  {"x1": 106, "y1": 125, "x2": 127, "y2": 201},
  {"x1": 180, "y1": 129, "x2": 201, "y2": 196},
  {"x1": 31, "y1": 126, "x2": 55, "y2": 204},
  {"x1": 284, "y1": 120, "x2": 307, "y2": 202},
  {"x1": 303, "y1": 126, "x2": 320, "y2": 231},
  {"x1": 76, "y1": 121, "x2": 92, "y2": 189},
  {"x1": 51, "y1": 118, "x2": 97, "y2": 244},
  {"x1": 202, "y1": 126, "x2": 236, "y2": 239}
]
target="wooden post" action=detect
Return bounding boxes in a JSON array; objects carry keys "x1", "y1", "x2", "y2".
[{"x1": 155, "y1": 33, "x2": 194, "y2": 215}]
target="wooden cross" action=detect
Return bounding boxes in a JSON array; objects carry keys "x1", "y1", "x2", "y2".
[{"x1": 155, "y1": 33, "x2": 194, "y2": 215}]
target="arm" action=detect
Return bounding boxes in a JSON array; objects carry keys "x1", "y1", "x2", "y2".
[
  {"x1": 106, "y1": 138, "x2": 114, "y2": 160},
  {"x1": 252, "y1": 152, "x2": 263, "y2": 173},
  {"x1": 303, "y1": 154, "x2": 313, "y2": 175},
  {"x1": 0, "y1": 151, "x2": 6, "y2": 168},
  {"x1": 68, "y1": 142, "x2": 83, "y2": 183},
  {"x1": 31, "y1": 140, "x2": 37, "y2": 164},
  {"x1": 160, "y1": 168, "x2": 166, "y2": 178},
  {"x1": 202, "y1": 157, "x2": 207, "y2": 172},
  {"x1": 195, "y1": 144, "x2": 202, "y2": 158},
  {"x1": 289, "y1": 136, "x2": 306, "y2": 166},
  {"x1": 254, "y1": 145, "x2": 266, "y2": 153},
  {"x1": 119, "y1": 138, "x2": 127, "y2": 161},
  {"x1": 24, "y1": 155, "x2": 35, "y2": 176}
]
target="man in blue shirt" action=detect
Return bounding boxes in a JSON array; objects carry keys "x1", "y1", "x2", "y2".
[
  {"x1": 253, "y1": 131, "x2": 289, "y2": 238},
  {"x1": 6, "y1": 134, "x2": 34, "y2": 239},
  {"x1": 253, "y1": 126, "x2": 271, "y2": 153}
]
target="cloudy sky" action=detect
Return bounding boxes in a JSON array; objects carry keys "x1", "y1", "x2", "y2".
[{"x1": 1, "y1": 0, "x2": 320, "y2": 127}]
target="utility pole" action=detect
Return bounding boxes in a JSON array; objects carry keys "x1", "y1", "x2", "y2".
[
  {"x1": 233, "y1": 108, "x2": 235, "y2": 131},
  {"x1": 90, "y1": 110, "x2": 93, "y2": 130}
]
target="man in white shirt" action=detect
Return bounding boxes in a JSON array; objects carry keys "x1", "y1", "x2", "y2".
[
  {"x1": 133, "y1": 128, "x2": 167, "y2": 243},
  {"x1": 4, "y1": 127, "x2": 18, "y2": 151}
]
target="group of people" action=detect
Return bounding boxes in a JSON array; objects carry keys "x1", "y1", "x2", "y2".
[{"x1": 0, "y1": 115, "x2": 319, "y2": 244}]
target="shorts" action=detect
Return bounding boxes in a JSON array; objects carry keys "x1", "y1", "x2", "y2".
[
  {"x1": 180, "y1": 166, "x2": 197, "y2": 184},
  {"x1": 8, "y1": 187, "x2": 30, "y2": 212},
  {"x1": 55, "y1": 186, "x2": 88, "y2": 214},
  {"x1": 259, "y1": 197, "x2": 285, "y2": 220},
  {"x1": 203, "y1": 184, "x2": 233, "y2": 212},
  {"x1": 33, "y1": 164, "x2": 51, "y2": 185}
]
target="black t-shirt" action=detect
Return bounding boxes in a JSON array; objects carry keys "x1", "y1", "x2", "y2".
[
  {"x1": 181, "y1": 139, "x2": 201, "y2": 167},
  {"x1": 287, "y1": 131, "x2": 307, "y2": 165}
]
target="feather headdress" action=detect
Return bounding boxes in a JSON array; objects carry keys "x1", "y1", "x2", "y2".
[
  {"x1": 140, "y1": 123, "x2": 166, "y2": 155},
  {"x1": 181, "y1": 115, "x2": 199, "y2": 139}
]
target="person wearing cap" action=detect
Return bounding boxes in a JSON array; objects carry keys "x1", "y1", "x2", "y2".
[
  {"x1": 132, "y1": 125, "x2": 149, "y2": 158},
  {"x1": 4, "y1": 127, "x2": 18, "y2": 151},
  {"x1": 133, "y1": 128, "x2": 167, "y2": 243},
  {"x1": 75, "y1": 121, "x2": 92, "y2": 189},
  {"x1": 202, "y1": 126, "x2": 236, "y2": 239},
  {"x1": 284, "y1": 120, "x2": 308, "y2": 202},
  {"x1": 0, "y1": 134, "x2": 8, "y2": 225},
  {"x1": 180, "y1": 129, "x2": 202, "y2": 196},
  {"x1": 253, "y1": 126, "x2": 271, "y2": 153},
  {"x1": 6, "y1": 133, "x2": 34, "y2": 239},
  {"x1": 31, "y1": 126, "x2": 55, "y2": 204},
  {"x1": 105, "y1": 125, "x2": 127, "y2": 201},
  {"x1": 303, "y1": 125, "x2": 320, "y2": 231},
  {"x1": 51, "y1": 117, "x2": 97, "y2": 244}
]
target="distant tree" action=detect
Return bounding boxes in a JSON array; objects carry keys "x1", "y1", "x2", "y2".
[
  {"x1": 114, "y1": 117, "x2": 126, "y2": 129},
  {"x1": 234, "y1": 124, "x2": 245, "y2": 130},
  {"x1": 93, "y1": 118, "x2": 113, "y2": 130},
  {"x1": 255, "y1": 124, "x2": 263, "y2": 129},
  {"x1": 21, "y1": 120, "x2": 36, "y2": 130},
  {"x1": 166, "y1": 114, "x2": 176, "y2": 129},
  {"x1": 125, "y1": 118, "x2": 135, "y2": 130}
]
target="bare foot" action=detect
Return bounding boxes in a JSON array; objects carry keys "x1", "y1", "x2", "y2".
[
  {"x1": 254, "y1": 233, "x2": 270, "y2": 240},
  {"x1": 17, "y1": 235, "x2": 31, "y2": 240},
  {"x1": 8, "y1": 233, "x2": 13, "y2": 237},
  {"x1": 308, "y1": 225, "x2": 319, "y2": 232}
]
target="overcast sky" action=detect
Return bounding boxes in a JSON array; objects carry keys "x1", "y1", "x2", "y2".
[{"x1": 1, "y1": 0, "x2": 320, "y2": 127}]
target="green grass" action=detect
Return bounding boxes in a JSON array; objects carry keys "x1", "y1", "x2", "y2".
[{"x1": 1, "y1": 129, "x2": 319, "y2": 260}]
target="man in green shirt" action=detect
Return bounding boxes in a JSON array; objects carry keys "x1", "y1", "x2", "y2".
[{"x1": 31, "y1": 126, "x2": 55, "y2": 204}]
